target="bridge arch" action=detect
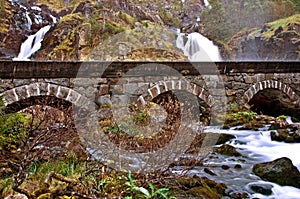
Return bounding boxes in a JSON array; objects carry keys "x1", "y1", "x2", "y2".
[
  {"x1": 242, "y1": 80, "x2": 300, "y2": 106},
  {"x1": 136, "y1": 80, "x2": 214, "y2": 108},
  {"x1": 0, "y1": 82, "x2": 92, "y2": 111}
]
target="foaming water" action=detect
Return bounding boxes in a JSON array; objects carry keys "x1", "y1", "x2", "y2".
[
  {"x1": 207, "y1": 127, "x2": 300, "y2": 198},
  {"x1": 226, "y1": 128, "x2": 300, "y2": 169},
  {"x1": 176, "y1": 32, "x2": 221, "y2": 61},
  {"x1": 172, "y1": 126, "x2": 300, "y2": 198},
  {"x1": 13, "y1": 25, "x2": 51, "y2": 61}
]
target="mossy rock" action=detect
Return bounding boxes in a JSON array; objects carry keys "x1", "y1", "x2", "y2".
[
  {"x1": 184, "y1": 176, "x2": 226, "y2": 198},
  {"x1": 214, "y1": 144, "x2": 241, "y2": 156},
  {"x1": 270, "y1": 129, "x2": 289, "y2": 142},
  {"x1": 187, "y1": 186, "x2": 222, "y2": 198},
  {"x1": 253, "y1": 157, "x2": 300, "y2": 188}
]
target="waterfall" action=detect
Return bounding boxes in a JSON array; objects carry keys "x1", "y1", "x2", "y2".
[
  {"x1": 176, "y1": 32, "x2": 221, "y2": 61},
  {"x1": 204, "y1": 0, "x2": 211, "y2": 8},
  {"x1": 13, "y1": 25, "x2": 51, "y2": 61},
  {"x1": 25, "y1": 13, "x2": 32, "y2": 30}
]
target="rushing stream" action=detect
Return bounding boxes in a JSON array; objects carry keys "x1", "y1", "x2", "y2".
[{"x1": 172, "y1": 125, "x2": 300, "y2": 198}]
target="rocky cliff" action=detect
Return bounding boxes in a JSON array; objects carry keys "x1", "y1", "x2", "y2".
[
  {"x1": 1, "y1": 0, "x2": 299, "y2": 61},
  {"x1": 228, "y1": 14, "x2": 300, "y2": 61},
  {"x1": 0, "y1": 0, "x2": 208, "y2": 61}
]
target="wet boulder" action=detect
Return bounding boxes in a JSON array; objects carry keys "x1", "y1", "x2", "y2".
[
  {"x1": 270, "y1": 129, "x2": 300, "y2": 143},
  {"x1": 178, "y1": 175, "x2": 227, "y2": 199},
  {"x1": 247, "y1": 183, "x2": 273, "y2": 196},
  {"x1": 253, "y1": 157, "x2": 300, "y2": 188},
  {"x1": 270, "y1": 129, "x2": 288, "y2": 141},
  {"x1": 214, "y1": 144, "x2": 241, "y2": 157}
]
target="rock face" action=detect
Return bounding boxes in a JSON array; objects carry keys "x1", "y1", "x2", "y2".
[
  {"x1": 253, "y1": 157, "x2": 300, "y2": 188},
  {"x1": 228, "y1": 14, "x2": 300, "y2": 61},
  {"x1": 1, "y1": 0, "x2": 207, "y2": 61}
]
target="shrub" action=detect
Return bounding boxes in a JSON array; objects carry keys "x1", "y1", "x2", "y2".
[{"x1": 0, "y1": 97, "x2": 27, "y2": 151}]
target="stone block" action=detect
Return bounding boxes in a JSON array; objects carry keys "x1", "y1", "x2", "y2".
[
  {"x1": 244, "y1": 75, "x2": 254, "y2": 84},
  {"x1": 95, "y1": 94, "x2": 112, "y2": 105},
  {"x1": 45, "y1": 78, "x2": 71, "y2": 87},
  {"x1": 265, "y1": 74, "x2": 274, "y2": 80},
  {"x1": 111, "y1": 84, "x2": 123, "y2": 94},
  {"x1": 124, "y1": 83, "x2": 139, "y2": 94}
]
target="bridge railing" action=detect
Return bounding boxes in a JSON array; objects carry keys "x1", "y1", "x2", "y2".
[{"x1": 0, "y1": 61, "x2": 299, "y2": 78}]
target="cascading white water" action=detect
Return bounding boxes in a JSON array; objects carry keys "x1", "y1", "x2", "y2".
[
  {"x1": 204, "y1": 0, "x2": 210, "y2": 7},
  {"x1": 13, "y1": 25, "x2": 51, "y2": 61},
  {"x1": 9, "y1": 0, "x2": 58, "y2": 61},
  {"x1": 206, "y1": 126, "x2": 300, "y2": 198},
  {"x1": 176, "y1": 32, "x2": 221, "y2": 61},
  {"x1": 25, "y1": 13, "x2": 32, "y2": 30},
  {"x1": 203, "y1": 0, "x2": 212, "y2": 9}
]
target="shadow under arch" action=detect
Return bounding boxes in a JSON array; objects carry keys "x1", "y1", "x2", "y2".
[
  {"x1": 243, "y1": 80, "x2": 299, "y2": 105},
  {"x1": 4, "y1": 95, "x2": 72, "y2": 114},
  {"x1": 136, "y1": 80, "x2": 213, "y2": 125},
  {"x1": 243, "y1": 80, "x2": 300, "y2": 119}
]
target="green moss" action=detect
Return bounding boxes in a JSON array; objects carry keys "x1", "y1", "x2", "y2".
[
  {"x1": 248, "y1": 14, "x2": 300, "y2": 39},
  {"x1": 0, "y1": 0, "x2": 12, "y2": 34},
  {"x1": 105, "y1": 23, "x2": 125, "y2": 34},
  {"x1": 57, "y1": 13, "x2": 83, "y2": 25},
  {"x1": 118, "y1": 11, "x2": 136, "y2": 27}
]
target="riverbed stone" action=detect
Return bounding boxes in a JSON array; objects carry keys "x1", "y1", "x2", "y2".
[
  {"x1": 204, "y1": 167, "x2": 217, "y2": 176},
  {"x1": 252, "y1": 157, "x2": 300, "y2": 188},
  {"x1": 270, "y1": 129, "x2": 300, "y2": 143},
  {"x1": 270, "y1": 129, "x2": 288, "y2": 141},
  {"x1": 180, "y1": 176, "x2": 227, "y2": 199},
  {"x1": 248, "y1": 183, "x2": 273, "y2": 196},
  {"x1": 214, "y1": 144, "x2": 241, "y2": 157}
]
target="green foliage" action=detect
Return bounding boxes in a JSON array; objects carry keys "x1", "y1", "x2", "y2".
[
  {"x1": 125, "y1": 173, "x2": 176, "y2": 199},
  {"x1": 226, "y1": 103, "x2": 258, "y2": 125},
  {"x1": 105, "y1": 23, "x2": 125, "y2": 34},
  {"x1": 0, "y1": 97, "x2": 27, "y2": 151},
  {"x1": 28, "y1": 153, "x2": 83, "y2": 183},
  {"x1": 290, "y1": 0, "x2": 300, "y2": 12},
  {"x1": 229, "y1": 111, "x2": 257, "y2": 123},
  {"x1": 0, "y1": 178, "x2": 13, "y2": 196},
  {"x1": 0, "y1": 0, "x2": 5, "y2": 15},
  {"x1": 200, "y1": 0, "x2": 231, "y2": 41},
  {"x1": 104, "y1": 120, "x2": 139, "y2": 135},
  {"x1": 131, "y1": 109, "x2": 150, "y2": 126},
  {"x1": 158, "y1": 8, "x2": 180, "y2": 26},
  {"x1": 276, "y1": 115, "x2": 286, "y2": 120},
  {"x1": 94, "y1": 2, "x2": 103, "y2": 9}
]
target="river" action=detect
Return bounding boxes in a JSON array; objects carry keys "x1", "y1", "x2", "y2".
[{"x1": 171, "y1": 124, "x2": 300, "y2": 198}]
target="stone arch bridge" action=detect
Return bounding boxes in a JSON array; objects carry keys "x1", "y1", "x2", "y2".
[{"x1": 1, "y1": 61, "x2": 300, "y2": 120}]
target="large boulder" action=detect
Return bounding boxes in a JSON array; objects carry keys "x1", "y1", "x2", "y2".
[
  {"x1": 253, "y1": 157, "x2": 300, "y2": 188},
  {"x1": 177, "y1": 175, "x2": 227, "y2": 199}
]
